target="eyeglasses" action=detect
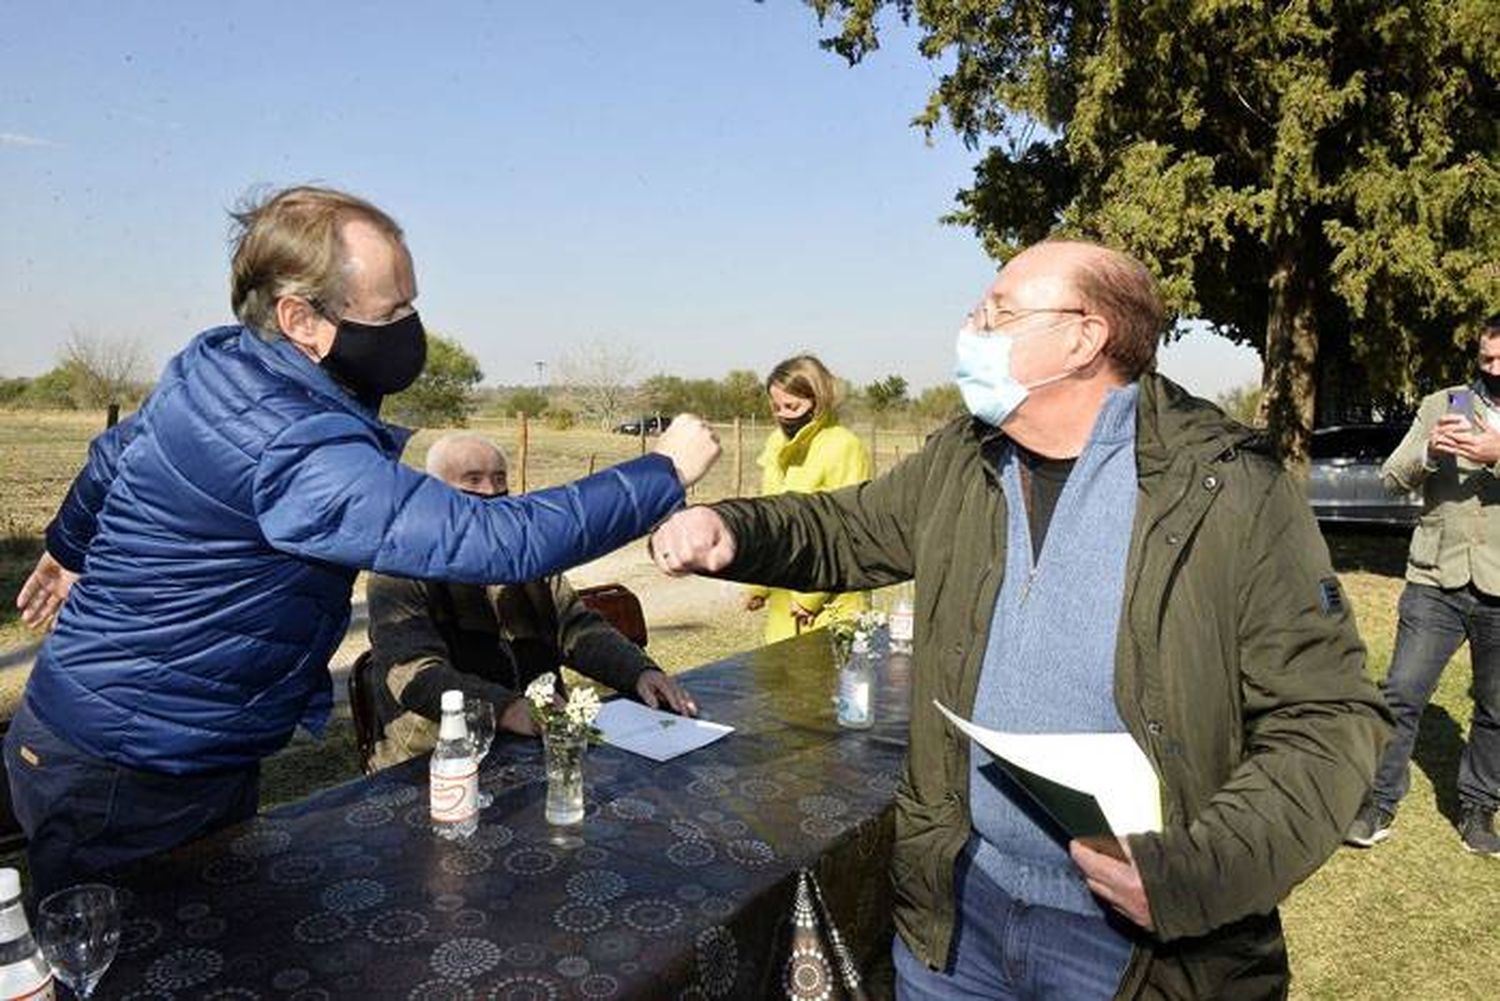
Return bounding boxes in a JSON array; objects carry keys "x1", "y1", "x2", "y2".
[{"x1": 967, "y1": 305, "x2": 1087, "y2": 334}]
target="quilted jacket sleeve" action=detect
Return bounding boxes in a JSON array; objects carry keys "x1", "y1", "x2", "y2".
[
  {"x1": 252, "y1": 412, "x2": 683, "y2": 584},
  {"x1": 44, "y1": 414, "x2": 143, "y2": 572}
]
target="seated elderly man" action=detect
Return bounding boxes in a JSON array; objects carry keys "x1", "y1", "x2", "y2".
[{"x1": 364, "y1": 432, "x2": 695, "y2": 768}]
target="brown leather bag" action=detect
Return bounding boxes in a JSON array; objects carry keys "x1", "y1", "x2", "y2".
[{"x1": 575, "y1": 583, "x2": 648, "y2": 648}]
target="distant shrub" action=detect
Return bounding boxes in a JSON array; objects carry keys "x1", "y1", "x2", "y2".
[{"x1": 543, "y1": 408, "x2": 577, "y2": 431}]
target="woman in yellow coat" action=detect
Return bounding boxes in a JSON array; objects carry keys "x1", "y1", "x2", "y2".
[{"x1": 744, "y1": 354, "x2": 872, "y2": 643}]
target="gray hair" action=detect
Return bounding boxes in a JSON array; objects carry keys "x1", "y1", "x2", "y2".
[{"x1": 424, "y1": 432, "x2": 507, "y2": 479}]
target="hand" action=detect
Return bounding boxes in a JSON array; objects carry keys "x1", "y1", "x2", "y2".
[
  {"x1": 789, "y1": 601, "x2": 817, "y2": 628},
  {"x1": 16, "y1": 551, "x2": 79, "y2": 631},
  {"x1": 498, "y1": 696, "x2": 540, "y2": 737},
  {"x1": 1438, "y1": 409, "x2": 1500, "y2": 465},
  {"x1": 650, "y1": 507, "x2": 737, "y2": 576},
  {"x1": 636, "y1": 669, "x2": 698, "y2": 717},
  {"x1": 652, "y1": 413, "x2": 721, "y2": 488},
  {"x1": 744, "y1": 594, "x2": 766, "y2": 612},
  {"x1": 1070, "y1": 837, "x2": 1154, "y2": 931}
]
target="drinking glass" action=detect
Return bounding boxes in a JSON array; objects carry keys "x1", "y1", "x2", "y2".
[
  {"x1": 37, "y1": 883, "x2": 120, "y2": 1000},
  {"x1": 465, "y1": 696, "x2": 496, "y2": 809}
]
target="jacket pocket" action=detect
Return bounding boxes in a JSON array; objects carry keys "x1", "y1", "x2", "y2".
[{"x1": 1407, "y1": 515, "x2": 1441, "y2": 569}]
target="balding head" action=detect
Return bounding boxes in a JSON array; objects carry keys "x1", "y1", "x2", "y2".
[
  {"x1": 1000, "y1": 240, "x2": 1165, "y2": 381},
  {"x1": 425, "y1": 432, "x2": 509, "y2": 496}
]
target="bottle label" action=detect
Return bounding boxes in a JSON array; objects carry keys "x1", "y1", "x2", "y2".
[
  {"x1": 0, "y1": 971, "x2": 54, "y2": 1000},
  {"x1": 430, "y1": 765, "x2": 478, "y2": 823}
]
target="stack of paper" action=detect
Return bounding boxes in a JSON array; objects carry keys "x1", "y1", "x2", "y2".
[{"x1": 595, "y1": 699, "x2": 734, "y2": 762}]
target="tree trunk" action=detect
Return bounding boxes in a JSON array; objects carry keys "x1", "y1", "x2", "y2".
[{"x1": 1260, "y1": 235, "x2": 1319, "y2": 471}]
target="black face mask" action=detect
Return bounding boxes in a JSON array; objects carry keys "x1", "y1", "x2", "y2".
[
  {"x1": 320, "y1": 310, "x2": 427, "y2": 399},
  {"x1": 460, "y1": 488, "x2": 509, "y2": 500},
  {"x1": 778, "y1": 413, "x2": 814, "y2": 438},
  {"x1": 1480, "y1": 372, "x2": 1500, "y2": 401}
]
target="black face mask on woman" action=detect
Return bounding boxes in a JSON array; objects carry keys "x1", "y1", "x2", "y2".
[
  {"x1": 1481, "y1": 371, "x2": 1500, "y2": 401},
  {"x1": 778, "y1": 413, "x2": 815, "y2": 438},
  {"x1": 319, "y1": 310, "x2": 428, "y2": 399}
]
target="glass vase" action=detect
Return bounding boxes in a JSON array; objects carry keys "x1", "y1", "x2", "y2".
[{"x1": 543, "y1": 729, "x2": 587, "y2": 826}]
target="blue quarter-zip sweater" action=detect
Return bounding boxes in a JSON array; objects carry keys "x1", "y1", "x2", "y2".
[
  {"x1": 30, "y1": 326, "x2": 684, "y2": 774},
  {"x1": 969, "y1": 384, "x2": 1139, "y2": 916}
]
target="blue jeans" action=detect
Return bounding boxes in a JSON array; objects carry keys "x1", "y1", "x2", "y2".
[
  {"x1": 1371, "y1": 583, "x2": 1500, "y2": 812},
  {"x1": 893, "y1": 840, "x2": 1135, "y2": 1000},
  {"x1": 3, "y1": 699, "x2": 260, "y2": 900}
]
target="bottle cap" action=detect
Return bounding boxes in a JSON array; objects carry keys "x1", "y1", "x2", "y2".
[
  {"x1": 441, "y1": 690, "x2": 464, "y2": 712},
  {"x1": 0, "y1": 868, "x2": 18, "y2": 901}
]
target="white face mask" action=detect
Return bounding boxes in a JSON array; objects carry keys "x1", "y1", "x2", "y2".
[{"x1": 953, "y1": 324, "x2": 1074, "y2": 427}]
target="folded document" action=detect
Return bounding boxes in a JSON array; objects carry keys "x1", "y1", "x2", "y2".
[
  {"x1": 935, "y1": 701, "x2": 1163, "y2": 844},
  {"x1": 596, "y1": 699, "x2": 734, "y2": 762}
]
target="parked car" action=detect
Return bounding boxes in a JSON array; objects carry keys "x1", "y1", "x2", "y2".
[
  {"x1": 612, "y1": 414, "x2": 671, "y2": 436},
  {"x1": 1306, "y1": 424, "x2": 1423, "y2": 527}
]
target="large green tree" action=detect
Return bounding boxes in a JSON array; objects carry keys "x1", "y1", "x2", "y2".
[{"x1": 806, "y1": 0, "x2": 1497, "y2": 460}]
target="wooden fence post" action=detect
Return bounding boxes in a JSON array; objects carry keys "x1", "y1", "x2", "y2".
[
  {"x1": 516, "y1": 412, "x2": 529, "y2": 493},
  {"x1": 870, "y1": 424, "x2": 879, "y2": 476},
  {"x1": 106, "y1": 403, "x2": 120, "y2": 429}
]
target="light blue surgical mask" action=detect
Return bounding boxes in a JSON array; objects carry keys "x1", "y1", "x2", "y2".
[{"x1": 954, "y1": 325, "x2": 1074, "y2": 427}]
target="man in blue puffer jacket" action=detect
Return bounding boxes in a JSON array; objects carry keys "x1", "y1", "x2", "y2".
[{"x1": 6, "y1": 185, "x2": 721, "y2": 897}]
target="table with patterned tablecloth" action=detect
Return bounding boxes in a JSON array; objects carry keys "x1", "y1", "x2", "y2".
[{"x1": 102, "y1": 629, "x2": 912, "y2": 1000}]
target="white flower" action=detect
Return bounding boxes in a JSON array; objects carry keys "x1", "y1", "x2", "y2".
[
  {"x1": 525, "y1": 673, "x2": 557, "y2": 710},
  {"x1": 564, "y1": 686, "x2": 602, "y2": 727}
]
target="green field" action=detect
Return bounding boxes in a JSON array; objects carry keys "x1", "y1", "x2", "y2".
[{"x1": 1, "y1": 408, "x2": 1495, "y2": 996}]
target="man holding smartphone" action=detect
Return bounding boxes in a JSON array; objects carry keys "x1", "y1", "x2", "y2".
[{"x1": 1346, "y1": 313, "x2": 1500, "y2": 855}]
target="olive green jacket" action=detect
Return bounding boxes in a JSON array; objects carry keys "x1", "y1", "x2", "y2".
[
  {"x1": 1381, "y1": 386, "x2": 1500, "y2": 595},
  {"x1": 713, "y1": 374, "x2": 1390, "y2": 999}
]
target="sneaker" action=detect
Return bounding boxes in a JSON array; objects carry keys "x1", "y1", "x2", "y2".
[
  {"x1": 1458, "y1": 806, "x2": 1500, "y2": 857},
  {"x1": 1344, "y1": 802, "x2": 1395, "y2": 848}
]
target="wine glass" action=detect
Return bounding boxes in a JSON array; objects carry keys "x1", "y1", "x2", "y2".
[
  {"x1": 37, "y1": 883, "x2": 120, "y2": 1000},
  {"x1": 464, "y1": 696, "x2": 497, "y2": 809}
]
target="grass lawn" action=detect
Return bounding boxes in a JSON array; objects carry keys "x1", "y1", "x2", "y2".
[{"x1": 2, "y1": 409, "x2": 1496, "y2": 996}]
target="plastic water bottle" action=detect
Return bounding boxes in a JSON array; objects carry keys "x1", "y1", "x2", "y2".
[
  {"x1": 889, "y1": 591, "x2": 915, "y2": 656},
  {"x1": 430, "y1": 689, "x2": 479, "y2": 840},
  {"x1": 0, "y1": 869, "x2": 54, "y2": 1000},
  {"x1": 836, "y1": 636, "x2": 874, "y2": 729}
]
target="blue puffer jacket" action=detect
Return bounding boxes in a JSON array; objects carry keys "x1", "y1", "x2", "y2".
[{"x1": 30, "y1": 326, "x2": 683, "y2": 774}]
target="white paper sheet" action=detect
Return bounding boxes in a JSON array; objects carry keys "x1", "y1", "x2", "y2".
[
  {"x1": 595, "y1": 699, "x2": 735, "y2": 762},
  {"x1": 935, "y1": 701, "x2": 1163, "y2": 835}
]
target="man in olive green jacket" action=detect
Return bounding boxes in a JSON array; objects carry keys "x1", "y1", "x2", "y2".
[
  {"x1": 1345, "y1": 315, "x2": 1500, "y2": 856},
  {"x1": 650, "y1": 241, "x2": 1389, "y2": 999}
]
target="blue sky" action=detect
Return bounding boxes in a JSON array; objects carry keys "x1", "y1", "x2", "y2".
[{"x1": 1, "y1": 1, "x2": 1259, "y2": 396}]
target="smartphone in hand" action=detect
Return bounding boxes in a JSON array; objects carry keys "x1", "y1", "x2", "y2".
[{"x1": 1447, "y1": 388, "x2": 1474, "y2": 424}]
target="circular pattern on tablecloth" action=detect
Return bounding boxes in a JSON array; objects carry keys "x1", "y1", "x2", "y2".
[
  {"x1": 145, "y1": 946, "x2": 225, "y2": 990},
  {"x1": 119, "y1": 991, "x2": 174, "y2": 1001},
  {"x1": 504, "y1": 848, "x2": 558, "y2": 876},
  {"x1": 407, "y1": 979, "x2": 474, "y2": 1001},
  {"x1": 471, "y1": 824, "x2": 515, "y2": 850},
  {"x1": 577, "y1": 973, "x2": 619, "y2": 998},
  {"x1": 797, "y1": 794, "x2": 849, "y2": 818},
  {"x1": 268, "y1": 854, "x2": 325, "y2": 885},
  {"x1": 366, "y1": 908, "x2": 429, "y2": 945},
  {"x1": 441, "y1": 848, "x2": 494, "y2": 876},
  {"x1": 675, "y1": 883, "x2": 706, "y2": 903},
  {"x1": 345, "y1": 802, "x2": 395, "y2": 828},
  {"x1": 176, "y1": 902, "x2": 211, "y2": 921},
  {"x1": 119, "y1": 916, "x2": 164, "y2": 955},
  {"x1": 202, "y1": 856, "x2": 257, "y2": 885},
  {"x1": 554, "y1": 901, "x2": 611, "y2": 934},
  {"x1": 453, "y1": 908, "x2": 490, "y2": 932},
  {"x1": 692, "y1": 764, "x2": 737, "y2": 782},
  {"x1": 203, "y1": 988, "x2": 260, "y2": 1000},
  {"x1": 669, "y1": 819, "x2": 706, "y2": 841},
  {"x1": 666, "y1": 840, "x2": 715, "y2": 868},
  {"x1": 321, "y1": 877, "x2": 386, "y2": 913},
  {"x1": 293, "y1": 912, "x2": 354, "y2": 945},
  {"x1": 783, "y1": 943, "x2": 833, "y2": 1001},
  {"x1": 505, "y1": 942, "x2": 547, "y2": 967},
  {"x1": 685, "y1": 778, "x2": 729, "y2": 799},
  {"x1": 405, "y1": 804, "x2": 434, "y2": 829},
  {"x1": 369, "y1": 784, "x2": 421, "y2": 808},
  {"x1": 431, "y1": 937, "x2": 503, "y2": 979},
  {"x1": 185, "y1": 916, "x2": 229, "y2": 941},
  {"x1": 725, "y1": 839, "x2": 774, "y2": 867},
  {"x1": 575, "y1": 845, "x2": 609, "y2": 866},
  {"x1": 289, "y1": 989, "x2": 331, "y2": 1001},
  {"x1": 565, "y1": 868, "x2": 627, "y2": 903},
  {"x1": 698, "y1": 897, "x2": 735, "y2": 921},
  {"x1": 800, "y1": 816, "x2": 848, "y2": 840},
  {"x1": 606, "y1": 796, "x2": 656, "y2": 820},
  {"x1": 737, "y1": 777, "x2": 783, "y2": 801},
  {"x1": 485, "y1": 974, "x2": 562, "y2": 1000},
  {"x1": 697, "y1": 809, "x2": 725, "y2": 823},
  {"x1": 584, "y1": 929, "x2": 641, "y2": 964},
  {"x1": 694, "y1": 926, "x2": 738, "y2": 998},
  {"x1": 865, "y1": 772, "x2": 899, "y2": 796},
  {"x1": 272, "y1": 967, "x2": 312, "y2": 990},
  {"x1": 621, "y1": 898, "x2": 682, "y2": 935},
  {"x1": 230, "y1": 827, "x2": 291, "y2": 858},
  {"x1": 554, "y1": 955, "x2": 590, "y2": 978},
  {"x1": 434, "y1": 893, "x2": 466, "y2": 912},
  {"x1": 716, "y1": 819, "x2": 748, "y2": 838}
]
